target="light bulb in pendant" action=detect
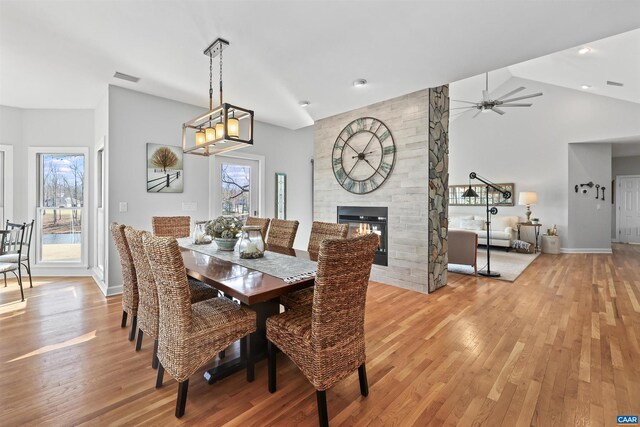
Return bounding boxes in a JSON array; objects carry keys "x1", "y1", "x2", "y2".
[
  {"x1": 205, "y1": 126, "x2": 216, "y2": 142},
  {"x1": 195, "y1": 130, "x2": 206, "y2": 145},
  {"x1": 215, "y1": 122, "x2": 225, "y2": 141},
  {"x1": 228, "y1": 117, "x2": 239, "y2": 137}
]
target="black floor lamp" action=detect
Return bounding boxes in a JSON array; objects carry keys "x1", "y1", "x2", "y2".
[{"x1": 462, "y1": 172, "x2": 512, "y2": 277}]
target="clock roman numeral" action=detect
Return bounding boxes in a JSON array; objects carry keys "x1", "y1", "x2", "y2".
[
  {"x1": 335, "y1": 167, "x2": 346, "y2": 183},
  {"x1": 380, "y1": 161, "x2": 392, "y2": 174},
  {"x1": 383, "y1": 145, "x2": 395, "y2": 155},
  {"x1": 378, "y1": 129, "x2": 390, "y2": 143}
]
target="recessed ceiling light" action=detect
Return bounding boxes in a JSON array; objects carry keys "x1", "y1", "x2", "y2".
[
  {"x1": 578, "y1": 47, "x2": 591, "y2": 55},
  {"x1": 113, "y1": 71, "x2": 140, "y2": 83},
  {"x1": 353, "y1": 79, "x2": 367, "y2": 87},
  {"x1": 298, "y1": 101, "x2": 310, "y2": 107},
  {"x1": 581, "y1": 85, "x2": 591, "y2": 89}
]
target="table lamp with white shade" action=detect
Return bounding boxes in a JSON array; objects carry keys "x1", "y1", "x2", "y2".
[{"x1": 518, "y1": 191, "x2": 538, "y2": 223}]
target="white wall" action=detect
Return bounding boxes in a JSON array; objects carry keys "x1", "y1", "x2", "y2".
[
  {"x1": 567, "y1": 143, "x2": 612, "y2": 251},
  {"x1": 106, "y1": 86, "x2": 313, "y2": 293},
  {"x1": 450, "y1": 77, "x2": 640, "y2": 251},
  {"x1": 234, "y1": 123, "x2": 314, "y2": 250},
  {"x1": 0, "y1": 105, "x2": 95, "y2": 273}
]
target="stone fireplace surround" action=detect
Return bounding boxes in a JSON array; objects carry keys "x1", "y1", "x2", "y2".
[
  {"x1": 313, "y1": 87, "x2": 449, "y2": 293},
  {"x1": 314, "y1": 90, "x2": 432, "y2": 293}
]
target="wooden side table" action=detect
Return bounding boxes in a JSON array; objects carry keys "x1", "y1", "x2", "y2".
[{"x1": 517, "y1": 222, "x2": 542, "y2": 253}]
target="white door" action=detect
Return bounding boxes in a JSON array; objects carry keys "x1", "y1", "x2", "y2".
[
  {"x1": 212, "y1": 155, "x2": 260, "y2": 219},
  {"x1": 95, "y1": 147, "x2": 105, "y2": 277},
  {"x1": 618, "y1": 176, "x2": 640, "y2": 244}
]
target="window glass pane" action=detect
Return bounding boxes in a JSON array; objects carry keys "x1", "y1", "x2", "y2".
[
  {"x1": 38, "y1": 153, "x2": 84, "y2": 263},
  {"x1": 40, "y1": 208, "x2": 82, "y2": 262},
  {"x1": 221, "y1": 163, "x2": 250, "y2": 219},
  {"x1": 42, "y1": 154, "x2": 84, "y2": 207}
]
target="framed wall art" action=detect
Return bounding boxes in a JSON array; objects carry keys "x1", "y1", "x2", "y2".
[
  {"x1": 146, "y1": 143, "x2": 184, "y2": 193},
  {"x1": 449, "y1": 183, "x2": 515, "y2": 206}
]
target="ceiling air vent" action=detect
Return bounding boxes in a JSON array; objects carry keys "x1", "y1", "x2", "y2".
[
  {"x1": 113, "y1": 72, "x2": 140, "y2": 83},
  {"x1": 606, "y1": 80, "x2": 624, "y2": 87}
]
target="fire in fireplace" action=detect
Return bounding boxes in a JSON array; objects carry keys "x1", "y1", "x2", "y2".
[{"x1": 337, "y1": 206, "x2": 388, "y2": 266}]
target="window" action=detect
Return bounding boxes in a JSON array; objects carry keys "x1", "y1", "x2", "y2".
[
  {"x1": 221, "y1": 163, "x2": 251, "y2": 219},
  {"x1": 38, "y1": 153, "x2": 85, "y2": 263},
  {"x1": 212, "y1": 154, "x2": 263, "y2": 220}
]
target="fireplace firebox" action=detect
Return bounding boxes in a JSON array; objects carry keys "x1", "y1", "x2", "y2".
[{"x1": 337, "y1": 206, "x2": 388, "y2": 266}]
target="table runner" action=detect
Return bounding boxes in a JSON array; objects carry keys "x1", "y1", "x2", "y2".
[{"x1": 178, "y1": 239, "x2": 316, "y2": 284}]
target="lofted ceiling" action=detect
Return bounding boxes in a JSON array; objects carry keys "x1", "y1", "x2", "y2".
[
  {"x1": 1, "y1": 1, "x2": 639, "y2": 129},
  {"x1": 450, "y1": 28, "x2": 640, "y2": 120}
]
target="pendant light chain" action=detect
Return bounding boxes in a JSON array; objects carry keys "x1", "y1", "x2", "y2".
[
  {"x1": 209, "y1": 52, "x2": 213, "y2": 110},
  {"x1": 219, "y1": 46, "x2": 224, "y2": 105}
]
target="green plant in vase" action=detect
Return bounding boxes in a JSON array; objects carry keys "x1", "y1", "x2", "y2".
[{"x1": 206, "y1": 216, "x2": 244, "y2": 251}]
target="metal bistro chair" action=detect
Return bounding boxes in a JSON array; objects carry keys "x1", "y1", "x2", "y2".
[
  {"x1": 0, "y1": 225, "x2": 27, "y2": 301},
  {"x1": 0, "y1": 220, "x2": 34, "y2": 289}
]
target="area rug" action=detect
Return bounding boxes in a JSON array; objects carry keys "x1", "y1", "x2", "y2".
[{"x1": 448, "y1": 250, "x2": 540, "y2": 282}]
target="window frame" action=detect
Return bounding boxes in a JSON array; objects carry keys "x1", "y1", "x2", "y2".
[{"x1": 28, "y1": 147, "x2": 89, "y2": 268}]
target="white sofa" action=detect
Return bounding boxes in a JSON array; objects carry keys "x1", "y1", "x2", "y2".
[{"x1": 449, "y1": 213, "x2": 519, "y2": 248}]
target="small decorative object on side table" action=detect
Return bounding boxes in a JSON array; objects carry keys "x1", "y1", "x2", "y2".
[
  {"x1": 517, "y1": 222, "x2": 542, "y2": 253},
  {"x1": 238, "y1": 225, "x2": 265, "y2": 259},
  {"x1": 207, "y1": 216, "x2": 243, "y2": 251},
  {"x1": 541, "y1": 235, "x2": 560, "y2": 254}
]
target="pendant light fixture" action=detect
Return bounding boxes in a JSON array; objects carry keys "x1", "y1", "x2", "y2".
[{"x1": 182, "y1": 38, "x2": 254, "y2": 156}]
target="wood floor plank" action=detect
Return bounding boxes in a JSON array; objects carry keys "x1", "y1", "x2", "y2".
[{"x1": 1, "y1": 244, "x2": 639, "y2": 425}]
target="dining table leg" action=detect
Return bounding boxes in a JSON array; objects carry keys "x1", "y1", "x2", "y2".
[{"x1": 203, "y1": 298, "x2": 280, "y2": 384}]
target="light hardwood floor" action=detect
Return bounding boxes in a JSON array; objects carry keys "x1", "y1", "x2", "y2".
[{"x1": 1, "y1": 244, "x2": 639, "y2": 426}]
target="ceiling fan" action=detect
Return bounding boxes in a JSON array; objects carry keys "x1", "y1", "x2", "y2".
[{"x1": 451, "y1": 72, "x2": 543, "y2": 118}]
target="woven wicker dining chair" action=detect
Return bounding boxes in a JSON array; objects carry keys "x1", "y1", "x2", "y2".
[
  {"x1": 124, "y1": 227, "x2": 219, "y2": 366},
  {"x1": 152, "y1": 216, "x2": 191, "y2": 238},
  {"x1": 245, "y1": 216, "x2": 270, "y2": 241},
  {"x1": 110, "y1": 223, "x2": 139, "y2": 341},
  {"x1": 266, "y1": 218, "x2": 299, "y2": 249},
  {"x1": 142, "y1": 234, "x2": 257, "y2": 418},
  {"x1": 266, "y1": 233, "x2": 379, "y2": 427},
  {"x1": 280, "y1": 221, "x2": 349, "y2": 310}
]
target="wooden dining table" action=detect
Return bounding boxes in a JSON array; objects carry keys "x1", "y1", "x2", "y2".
[{"x1": 180, "y1": 243, "x2": 317, "y2": 384}]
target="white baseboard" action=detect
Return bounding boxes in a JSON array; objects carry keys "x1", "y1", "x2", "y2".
[
  {"x1": 560, "y1": 248, "x2": 613, "y2": 254},
  {"x1": 611, "y1": 238, "x2": 619, "y2": 243},
  {"x1": 90, "y1": 270, "x2": 122, "y2": 297}
]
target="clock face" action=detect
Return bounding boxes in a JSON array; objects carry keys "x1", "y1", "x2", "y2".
[{"x1": 332, "y1": 117, "x2": 396, "y2": 194}]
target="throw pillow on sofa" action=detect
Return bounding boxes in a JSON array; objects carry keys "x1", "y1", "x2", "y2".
[{"x1": 459, "y1": 219, "x2": 484, "y2": 231}]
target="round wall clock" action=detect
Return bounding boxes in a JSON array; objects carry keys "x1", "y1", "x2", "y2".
[{"x1": 332, "y1": 117, "x2": 396, "y2": 194}]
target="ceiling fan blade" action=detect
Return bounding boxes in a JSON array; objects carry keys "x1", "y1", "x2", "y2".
[
  {"x1": 451, "y1": 100, "x2": 480, "y2": 105},
  {"x1": 499, "y1": 92, "x2": 543, "y2": 103},
  {"x1": 491, "y1": 107, "x2": 506, "y2": 115},
  {"x1": 500, "y1": 103, "x2": 532, "y2": 107},
  {"x1": 482, "y1": 90, "x2": 489, "y2": 102},
  {"x1": 450, "y1": 106, "x2": 477, "y2": 110},
  {"x1": 496, "y1": 87, "x2": 525, "y2": 101},
  {"x1": 472, "y1": 109, "x2": 483, "y2": 118}
]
